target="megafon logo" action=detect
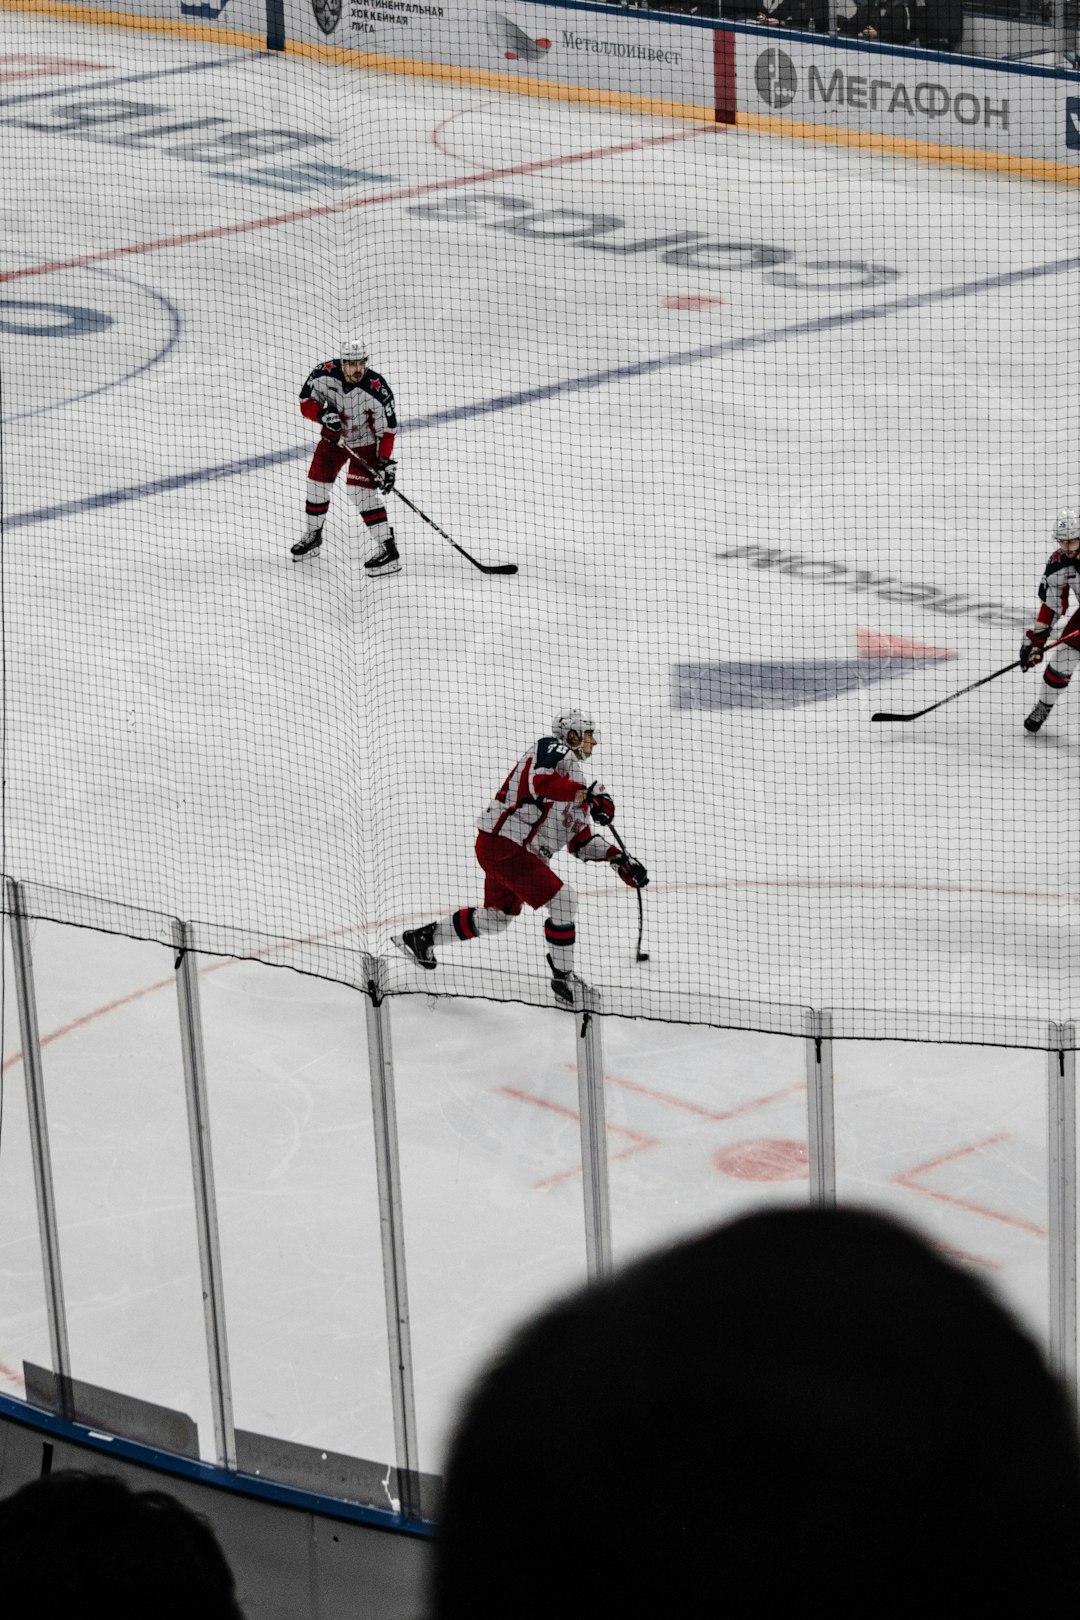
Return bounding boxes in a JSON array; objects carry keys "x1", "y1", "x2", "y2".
[
  {"x1": 487, "y1": 12, "x2": 552, "y2": 61},
  {"x1": 755, "y1": 49, "x2": 798, "y2": 109}
]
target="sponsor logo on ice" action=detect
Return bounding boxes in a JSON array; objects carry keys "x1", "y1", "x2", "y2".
[{"x1": 487, "y1": 12, "x2": 552, "y2": 61}]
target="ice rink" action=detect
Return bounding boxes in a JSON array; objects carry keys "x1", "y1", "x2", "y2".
[{"x1": 0, "y1": 11, "x2": 1077, "y2": 1475}]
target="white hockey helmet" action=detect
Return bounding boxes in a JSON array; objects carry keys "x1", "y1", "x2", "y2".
[
  {"x1": 1053, "y1": 506, "x2": 1080, "y2": 543},
  {"x1": 552, "y1": 709, "x2": 598, "y2": 745},
  {"x1": 340, "y1": 337, "x2": 369, "y2": 362}
]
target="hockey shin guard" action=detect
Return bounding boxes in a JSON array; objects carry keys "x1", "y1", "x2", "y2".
[{"x1": 543, "y1": 888, "x2": 577, "y2": 975}]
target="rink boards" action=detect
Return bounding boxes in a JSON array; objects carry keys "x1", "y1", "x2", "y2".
[{"x1": 4, "y1": 0, "x2": 1080, "y2": 179}]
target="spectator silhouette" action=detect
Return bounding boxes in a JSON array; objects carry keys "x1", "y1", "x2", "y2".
[
  {"x1": 756, "y1": 0, "x2": 830, "y2": 29},
  {"x1": 0, "y1": 1471, "x2": 245, "y2": 1619},
  {"x1": 917, "y1": 0, "x2": 964, "y2": 47},
  {"x1": 433, "y1": 1207, "x2": 1080, "y2": 1617},
  {"x1": 838, "y1": 0, "x2": 915, "y2": 39}
]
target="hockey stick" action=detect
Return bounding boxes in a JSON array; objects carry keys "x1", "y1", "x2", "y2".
[
  {"x1": 871, "y1": 632, "x2": 1073, "y2": 724},
  {"x1": 609, "y1": 821, "x2": 649, "y2": 962},
  {"x1": 338, "y1": 442, "x2": 518, "y2": 576}
]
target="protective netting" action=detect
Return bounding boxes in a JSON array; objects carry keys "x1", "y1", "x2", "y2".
[{"x1": 1, "y1": 0, "x2": 1079, "y2": 1044}]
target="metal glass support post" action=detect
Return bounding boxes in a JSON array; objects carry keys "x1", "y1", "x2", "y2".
[
  {"x1": 1048, "y1": 1022, "x2": 1077, "y2": 1396},
  {"x1": 805, "y1": 1009, "x2": 836, "y2": 1208},
  {"x1": 6, "y1": 879, "x2": 73, "y2": 1416},
  {"x1": 576, "y1": 1008, "x2": 613, "y2": 1282},
  {"x1": 827, "y1": 0, "x2": 839, "y2": 34},
  {"x1": 363, "y1": 968, "x2": 420, "y2": 1515},
  {"x1": 265, "y1": 0, "x2": 285, "y2": 50},
  {"x1": 173, "y1": 922, "x2": 236, "y2": 1469}
]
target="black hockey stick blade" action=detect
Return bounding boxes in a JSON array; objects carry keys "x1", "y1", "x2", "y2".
[
  {"x1": 450, "y1": 544, "x2": 517, "y2": 576},
  {"x1": 872, "y1": 657, "x2": 1026, "y2": 724},
  {"x1": 392, "y1": 486, "x2": 518, "y2": 575}
]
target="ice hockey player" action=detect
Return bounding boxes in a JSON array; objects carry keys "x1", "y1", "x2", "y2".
[
  {"x1": 394, "y1": 712, "x2": 649, "y2": 1010},
  {"x1": 1019, "y1": 507, "x2": 1080, "y2": 733},
  {"x1": 291, "y1": 338, "x2": 400, "y2": 572}
]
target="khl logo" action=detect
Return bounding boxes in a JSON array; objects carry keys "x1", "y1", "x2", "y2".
[
  {"x1": 311, "y1": 0, "x2": 342, "y2": 33},
  {"x1": 1067, "y1": 98, "x2": 1080, "y2": 151},
  {"x1": 755, "y1": 49, "x2": 798, "y2": 110}
]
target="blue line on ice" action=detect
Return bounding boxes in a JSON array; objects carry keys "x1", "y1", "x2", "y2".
[{"x1": 7, "y1": 250, "x2": 1079, "y2": 531}]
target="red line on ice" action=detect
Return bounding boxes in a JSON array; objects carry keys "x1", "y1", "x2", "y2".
[
  {"x1": 598, "y1": 1069, "x2": 804, "y2": 1123},
  {"x1": 498, "y1": 1084, "x2": 658, "y2": 1189},
  {"x1": 0, "y1": 127, "x2": 721, "y2": 284},
  {"x1": 893, "y1": 1134, "x2": 1047, "y2": 1238}
]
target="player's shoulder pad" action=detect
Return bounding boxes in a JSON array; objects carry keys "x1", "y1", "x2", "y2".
[
  {"x1": 361, "y1": 368, "x2": 393, "y2": 399},
  {"x1": 303, "y1": 360, "x2": 341, "y2": 386},
  {"x1": 534, "y1": 736, "x2": 570, "y2": 770}
]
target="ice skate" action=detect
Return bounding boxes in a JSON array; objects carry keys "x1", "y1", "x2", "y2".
[
  {"x1": 394, "y1": 922, "x2": 437, "y2": 970},
  {"x1": 1024, "y1": 698, "x2": 1053, "y2": 734},
  {"x1": 365, "y1": 530, "x2": 401, "y2": 575},
  {"x1": 291, "y1": 527, "x2": 323, "y2": 558},
  {"x1": 548, "y1": 954, "x2": 590, "y2": 1011}
]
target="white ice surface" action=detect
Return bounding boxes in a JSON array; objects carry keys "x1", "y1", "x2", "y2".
[{"x1": 0, "y1": 14, "x2": 1075, "y2": 1473}]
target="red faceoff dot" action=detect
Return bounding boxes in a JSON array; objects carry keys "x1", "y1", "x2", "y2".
[
  {"x1": 536, "y1": 37, "x2": 551, "y2": 46},
  {"x1": 505, "y1": 50, "x2": 518, "y2": 58},
  {"x1": 712, "y1": 1139, "x2": 809, "y2": 1182}
]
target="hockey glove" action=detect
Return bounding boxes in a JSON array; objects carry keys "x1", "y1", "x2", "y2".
[
  {"x1": 585, "y1": 782, "x2": 615, "y2": 825},
  {"x1": 611, "y1": 850, "x2": 648, "y2": 889},
  {"x1": 372, "y1": 457, "x2": 397, "y2": 493},
  {"x1": 319, "y1": 407, "x2": 344, "y2": 439},
  {"x1": 1020, "y1": 635, "x2": 1046, "y2": 671}
]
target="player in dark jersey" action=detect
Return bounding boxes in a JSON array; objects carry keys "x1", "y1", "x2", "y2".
[
  {"x1": 291, "y1": 337, "x2": 400, "y2": 573},
  {"x1": 1019, "y1": 507, "x2": 1080, "y2": 733}
]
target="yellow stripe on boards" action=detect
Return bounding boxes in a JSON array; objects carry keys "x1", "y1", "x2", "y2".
[
  {"x1": 3, "y1": 0, "x2": 1078, "y2": 184},
  {"x1": 737, "y1": 106, "x2": 1080, "y2": 187}
]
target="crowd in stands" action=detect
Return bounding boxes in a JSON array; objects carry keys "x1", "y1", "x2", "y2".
[
  {"x1": 2, "y1": 1208, "x2": 1077, "y2": 1615},
  {"x1": 651, "y1": 0, "x2": 967, "y2": 48},
  {"x1": 0, "y1": 1472, "x2": 245, "y2": 1618}
]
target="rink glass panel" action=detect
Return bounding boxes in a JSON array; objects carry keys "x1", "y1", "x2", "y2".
[
  {"x1": 834, "y1": 1039, "x2": 1051, "y2": 1350},
  {"x1": 1, "y1": 920, "x2": 213, "y2": 1449},
  {"x1": 602, "y1": 1017, "x2": 810, "y2": 1266},
  {"x1": 0, "y1": 924, "x2": 52, "y2": 1408},
  {"x1": 390, "y1": 994, "x2": 594, "y2": 1474},
  {"x1": 194, "y1": 954, "x2": 397, "y2": 1470}
]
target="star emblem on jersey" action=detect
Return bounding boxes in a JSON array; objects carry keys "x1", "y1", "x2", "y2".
[{"x1": 672, "y1": 630, "x2": 956, "y2": 710}]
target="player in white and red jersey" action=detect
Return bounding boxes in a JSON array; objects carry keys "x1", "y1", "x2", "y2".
[
  {"x1": 291, "y1": 338, "x2": 400, "y2": 573},
  {"x1": 1019, "y1": 507, "x2": 1080, "y2": 733},
  {"x1": 394, "y1": 711, "x2": 648, "y2": 1009}
]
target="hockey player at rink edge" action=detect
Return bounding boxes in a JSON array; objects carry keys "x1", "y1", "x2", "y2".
[
  {"x1": 1019, "y1": 506, "x2": 1080, "y2": 733},
  {"x1": 394, "y1": 713, "x2": 649, "y2": 1010},
  {"x1": 291, "y1": 338, "x2": 400, "y2": 573}
]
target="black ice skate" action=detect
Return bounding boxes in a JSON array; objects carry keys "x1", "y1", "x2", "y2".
[
  {"x1": 394, "y1": 923, "x2": 437, "y2": 970},
  {"x1": 1024, "y1": 698, "x2": 1054, "y2": 734},
  {"x1": 365, "y1": 529, "x2": 401, "y2": 575},
  {"x1": 291, "y1": 528, "x2": 323, "y2": 558},
  {"x1": 547, "y1": 954, "x2": 589, "y2": 1011}
]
